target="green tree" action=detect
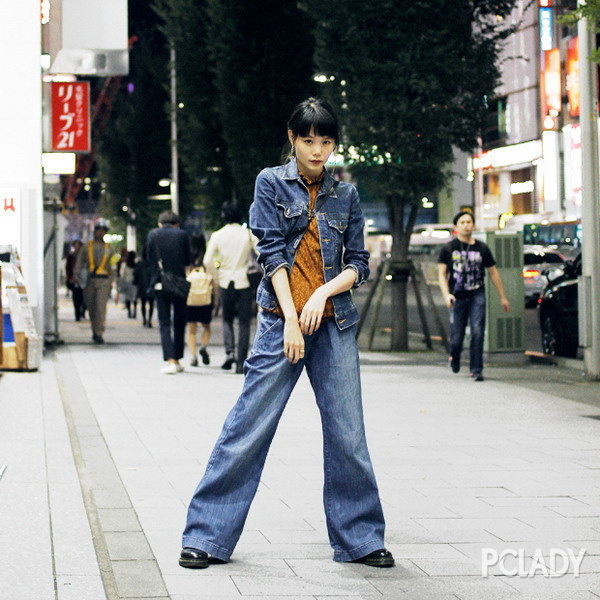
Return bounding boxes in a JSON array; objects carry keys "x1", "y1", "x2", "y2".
[
  {"x1": 559, "y1": 0, "x2": 600, "y2": 61},
  {"x1": 310, "y1": 0, "x2": 518, "y2": 350},
  {"x1": 153, "y1": 0, "x2": 234, "y2": 228},
  {"x1": 206, "y1": 0, "x2": 316, "y2": 209}
]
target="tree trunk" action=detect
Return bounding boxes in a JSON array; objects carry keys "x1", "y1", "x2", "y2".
[
  {"x1": 390, "y1": 275, "x2": 409, "y2": 350},
  {"x1": 387, "y1": 195, "x2": 419, "y2": 352}
]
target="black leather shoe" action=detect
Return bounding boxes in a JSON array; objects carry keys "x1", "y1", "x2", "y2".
[
  {"x1": 92, "y1": 334, "x2": 105, "y2": 344},
  {"x1": 235, "y1": 363, "x2": 244, "y2": 374},
  {"x1": 221, "y1": 357, "x2": 235, "y2": 370},
  {"x1": 179, "y1": 547, "x2": 209, "y2": 569},
  {"x1": 353, "y1": 549, "x2": 395, "y2": 568}
]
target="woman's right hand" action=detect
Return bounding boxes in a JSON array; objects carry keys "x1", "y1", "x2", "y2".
[{"x1": 283, "y1": 317, "x2": 305, "y2": 363}]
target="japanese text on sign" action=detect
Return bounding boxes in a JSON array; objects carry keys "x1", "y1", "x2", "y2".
[
  {"x1": 0, "y1": 188, "x2": 21, "y2": 250},
  {"x1": 51, "y1": 82, "x2": 91, "y2": 152}
]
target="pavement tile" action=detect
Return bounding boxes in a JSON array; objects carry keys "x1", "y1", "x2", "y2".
[
  {"x1": 171, "y1": 597, "x2": 314, "y2": 600},
  {"x1": 135, "y1": 506, "x2": 188, "y2": 531},
  {"x1": 501, "y1": 572, "x2": 600, "y2": 595},
  {"x1": 104, "y1": 530, "x2": 154, "y2": 561},
  {"x1": 443, "y1": 498, "x2": 564, "y2": 519},
  {"x1": 389, "y1": 543, "x2": 467, "y2": 559},
  {"x1": 55, "y1": 575, "x2": 105, "y2": 600},
  {"x1": 409, "y1": 557, "x2": 484, "y2": 576},
  {"x1": 97, "y1": 507, "x2": 142, "y2": 532},
  {"x1": 91, "y1": 486, "x2": 133, "y2": 509},
  {"x1": 369, "y1": 574, "x2": 516, "y2": 599},
  {"x1": 111, "y1": 559, "x2": 168, "y2": 597},
  {"x1": 232, "y1": 571, "x2": 381, "y2": 597},
  {"x1": 569, "y1": 540, "x2": 600, "y2": 555},
  {"x1": 162, "y1": 574, "x2": 240, "y2": 596},
  {"x1": 548, "y1": 503, "x2": 600, "y2": 518}
]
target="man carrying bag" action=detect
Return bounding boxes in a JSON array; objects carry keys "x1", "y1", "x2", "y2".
[{"x1": 146, "y1": 210, "x2": 192, "y2": 374}]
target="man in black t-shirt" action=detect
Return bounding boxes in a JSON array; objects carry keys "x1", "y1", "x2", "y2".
[{"x1": 437, "y1": 211, "x2": 510, "y2": 381}]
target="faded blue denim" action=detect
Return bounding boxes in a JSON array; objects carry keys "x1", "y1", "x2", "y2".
[
  {"x1": 249, "y1": 159, "x2": 369, "y2": 330},
  {"x1": 182, "y1": 310, "x2": 386, "y2": 562},
  {"x1": 450, "y1": 289, "x2": 486, "y2": 375}
]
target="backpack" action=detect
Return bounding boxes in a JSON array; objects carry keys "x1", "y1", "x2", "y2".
[{"x1": 186, "y1": 267, "x2": 213, "y2": 306}]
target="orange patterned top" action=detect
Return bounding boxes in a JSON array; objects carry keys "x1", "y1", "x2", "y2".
[{"x1": 274, "y1": 171, "x2": 335, "y2": 319}]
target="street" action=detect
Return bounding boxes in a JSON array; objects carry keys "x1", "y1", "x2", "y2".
[{"x1": 1, "y1": 293, "x2": 600, "y2": 599}]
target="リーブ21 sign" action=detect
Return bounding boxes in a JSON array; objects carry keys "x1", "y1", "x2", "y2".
[{"x1": 51, "y1": 82, "x2": 90, "y2": 153}]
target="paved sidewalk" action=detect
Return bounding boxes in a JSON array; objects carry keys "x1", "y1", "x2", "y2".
[{"x1": 2, "y1": 294, "x2": 600, "y2": 599}]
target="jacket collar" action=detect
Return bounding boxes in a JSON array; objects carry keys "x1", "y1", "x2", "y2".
[{"x1": 282, "y1": 158, "x2": 337, "y2": 196}]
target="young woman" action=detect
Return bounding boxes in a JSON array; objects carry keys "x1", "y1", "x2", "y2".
[
  {"x1": 186, "y1": 262, "x2": 213, "y2": 366},
  {"x1": 180, "y1": 98, "x2": 393, "y2": 569}
]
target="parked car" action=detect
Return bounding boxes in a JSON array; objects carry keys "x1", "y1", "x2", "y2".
[
  {"x1": 537, "y1": 253, "x2": 581, "y2": 358},
  {"x1": 523, "y1": 246, "x2": 566, "y2": 307}
]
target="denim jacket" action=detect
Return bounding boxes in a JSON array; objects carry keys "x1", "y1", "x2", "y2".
[{"x1": 249, "y1": 159, "x2": 370, "y2": 330}]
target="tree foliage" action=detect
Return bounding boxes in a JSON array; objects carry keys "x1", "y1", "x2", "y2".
[
  {"x1": 205, "y1": 0, "x2": 316, "y2": 209},
  {"x1": 96, "y1": 5, "x2": 171, "y2": 244},
  {"x1": 309, "y1": 0, "x2": 519, "y2": 349},
  {"x1": 559, "y1": 0, "x2": 600, "y2": 63},
  {"x1": 152, "y1": 0, "x2": 233, "y2": 227}
]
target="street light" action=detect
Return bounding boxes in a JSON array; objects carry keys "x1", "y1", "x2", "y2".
[{"x1": 169, "y1": 44, "x2": 179, "y2": 215}]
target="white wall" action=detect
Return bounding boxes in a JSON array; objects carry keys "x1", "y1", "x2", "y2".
[{"x1": 0, "y1": 1, "x2": 44, "y2": 333}]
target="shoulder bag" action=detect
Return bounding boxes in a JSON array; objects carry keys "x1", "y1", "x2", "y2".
[{"x1": 153, "y1": 236, "x2": 191, "y2": 299}]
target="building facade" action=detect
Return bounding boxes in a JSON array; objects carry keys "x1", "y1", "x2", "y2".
[{"x1": 465, "y1": 0, "x2": 581, "y2": 234}]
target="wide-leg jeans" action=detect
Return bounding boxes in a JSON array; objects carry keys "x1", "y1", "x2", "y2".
[
  {"x1": 182, "y1": 310, "x2": 386, "y2": 562},
  {"x1": 449, "y1": 289, "x2": 486, "y2": 375}
]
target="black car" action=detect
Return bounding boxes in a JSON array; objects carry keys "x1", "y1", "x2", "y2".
[{"x1": 538, "y1": 253, "x2": 580, "y2": 358}]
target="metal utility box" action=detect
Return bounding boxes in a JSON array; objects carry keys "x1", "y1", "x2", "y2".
[{"x1": 475, "y1": 232, "x2": 525, "y2": 353}]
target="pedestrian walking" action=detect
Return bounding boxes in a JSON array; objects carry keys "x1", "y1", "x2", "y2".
[
  {"x1": 203, "y1": 202, "x2": 257, "y2": 373},
  {"x1": 65, "y1": 239, "x2": 86, "y2": 321},
  {"x1": 146, "y1": 210, "x2": 192, "y2": 374},
  {"x1": 133, "y1": 248, "x2": 154, "y2": 327},
  {"x1": 121, "y1": 250, "x2": 138, "y2": 319},
  {"x1": 437, "y1": 210, "x2": 510, "y2": 381},
  {"x1": 74, "y1": 220, "x2": 115, "y2": 344},
  {"x1": 179, "y1": 97, "x2": 394, "y2": 570},
  {"x1": 186, "y1": 263, "x2": 213, "y2": 367}
]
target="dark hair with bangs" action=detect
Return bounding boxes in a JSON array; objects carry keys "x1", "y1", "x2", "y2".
[{"x1": 287, "y1": 97, "x2": 340, "y2": 144}]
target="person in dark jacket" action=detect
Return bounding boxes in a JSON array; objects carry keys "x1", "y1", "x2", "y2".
[
  {"x1": 146, "y1": 211, "x2": 192, "y2": 374},
  {"x1": 134, "y1": 246, "x2": 154, "y2": 328}
]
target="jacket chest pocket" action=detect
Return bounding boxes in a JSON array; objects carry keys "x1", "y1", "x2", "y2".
[
  {"x1": 325, "y1": 215, "x2": 349, "y2": 246},
  {"x1": 326, "y1": 217, "x2": 348, "y2": 234},
  {"x1": 276, "y1": 198, "x2": 308, "y2": 236}
]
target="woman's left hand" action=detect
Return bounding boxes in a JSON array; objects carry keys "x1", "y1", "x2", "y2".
[{"x1": 299, "y1": 288, "x2": 328, "y2": 335}]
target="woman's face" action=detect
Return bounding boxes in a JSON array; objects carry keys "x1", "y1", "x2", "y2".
[{"x1": 288, "y1": 127, "x2": 335, "y2": 178}]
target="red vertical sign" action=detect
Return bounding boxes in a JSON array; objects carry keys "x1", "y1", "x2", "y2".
[
  {"x1": 566, "y1": 37, "x2": 580, "y2": 118},
  {"x1": 51, "y1": 82, "x2": 91, "y2": 152}
]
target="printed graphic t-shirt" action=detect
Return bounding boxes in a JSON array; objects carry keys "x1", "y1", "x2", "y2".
[{"x1": 438, "y1": 238, "x2": 496, "y2": 298}]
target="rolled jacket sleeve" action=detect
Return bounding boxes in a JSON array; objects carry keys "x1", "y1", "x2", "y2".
[
  {"x1": 342, "y1": 187, "x2": 370, "y2": 287},
  {"x1": 249, "y1": 169, "x2": 290, "y2": 279}
]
